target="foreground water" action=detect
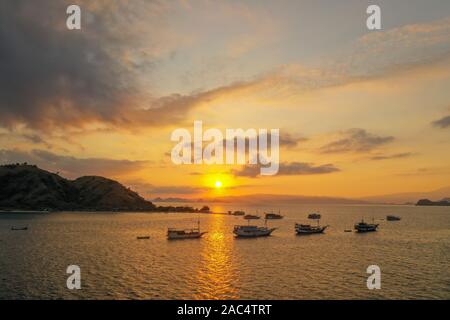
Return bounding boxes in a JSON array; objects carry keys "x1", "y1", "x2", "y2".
[{"x1": 0, "y1": 204, "x2": 449, "y2": 299}]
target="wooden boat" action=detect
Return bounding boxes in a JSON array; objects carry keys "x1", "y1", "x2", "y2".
[
  {"x1": 295, "y1": 223, "x2": 328, "y2": 235},
  {"x1": 137, "y1": 236, "x2": 150, "y2": 240},
  {"x1": 308, "y1": 213, "x2": 321, "y2": 219},
  {"x1": 386, "y1": 215, "x2": 401, "y2": 221},
  {"x1": 243, "y1": 214, "x2": 260, "y2": 220},
  {"x1": 265, "y1": 211, "x2": 283, "y2": 219},
  {"x1": 233, "y1": 225, "x2": 276, "y2": 238},
  {"x1": 167, "y1": 220, "x2": 207, "y2": 240},
  {"x1": 354, "y1": 219, "x2": 379, "y2": 232}
]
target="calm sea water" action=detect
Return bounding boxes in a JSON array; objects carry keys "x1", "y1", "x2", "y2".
[{"x1": 0, "y1": 204, "x2": 449, "y2": 300}]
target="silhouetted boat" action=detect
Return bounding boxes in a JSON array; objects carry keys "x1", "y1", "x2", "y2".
[
  {"x1": 308, "y1": 213, "x2": 321, "y2": 219},
  {"x1": 232, "y1": 210, "x2": 245, "y2": 216},
  {"x1": 265, "y1": 211, "x2": 283, "y2": 219},
  {"x1": 11, "y1": 226, "x2": 28, "y2": 231},
  {"x1": 167, "y1": 220, "x2": 207, "y2": 240},
  {"x1": 295, "y1": 223, "x2": 328, "y2": 235},
  {"x1": 233, "y1": 225, "x2": 276, "y2": 237},
  {"x1": 386, "y1": 215, "x2": 401, "y2": 221},
  {"x1": 354, "y1": 219, "x2": 378, "y2": 232},
  {"x1": 137, "y1": 236, "x2": 150, "y2": 240},
  {"x1": 243, "y1": 214, "x2": 260, "y2": 220}
]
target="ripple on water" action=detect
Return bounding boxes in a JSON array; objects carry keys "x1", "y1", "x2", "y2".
[{"x1": 0, "y1": 206, "x2": 449, "y2": 299}]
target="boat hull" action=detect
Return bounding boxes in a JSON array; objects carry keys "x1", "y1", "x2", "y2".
[
  {"x1": 295, "y1": 226, "x2": 327, "y2": 235},
  {"x1": 265, "y1": 214, "x2": 283, "y2": 220},
  {"x1": 167, "y1": 232, "x2": 207, "y2": 240},
  {"x1": 355, "y1": 228, "x2": 378, "y2": 233},
  {"x1": 243, "y1": 215, "x2": 260, "y2": 220},
  {"x1": 233, "y1": 228, "x2": 276, "y2": 238},
  {"x1": 354, "y1": 224, "x2": 379, "y2": 232}
]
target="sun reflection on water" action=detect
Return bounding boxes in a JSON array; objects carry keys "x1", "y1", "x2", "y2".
[{"x1": 194, "y1": 214, "x2": 239, "y2": 299}]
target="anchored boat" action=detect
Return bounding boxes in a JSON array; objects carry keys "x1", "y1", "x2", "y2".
[
  {"x1": 308, "y1": 213, "x2": 321, "y2": 219},
  {"x1": 233, "y1": 225, "x2": 276, "y2": 238},
  {"x1": 386, "y1": 215, "x2": 401, "y2": 221},
  {"x1": 295, "y1": 223, "x2": 328, "y2": 235},
  {"x1": 243, "y1": 214, "x2": 260, "y2": 220},
  {"x1": 354, "y1": 219, "x2": 379, "y2": 232},
  {"x1": 265, "y1": 211, "x2": 283, "y2": 220},
  {"x1": 167, "y1": 220, "x2": 207, "y2": 240}
]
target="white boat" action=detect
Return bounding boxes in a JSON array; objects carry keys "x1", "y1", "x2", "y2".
[
  {"x1": 167, "y1": 221, "x2": 207, "y2": 240},
  {"x1": 233, "y1": 225, "x2": 276, "y2": 238}
]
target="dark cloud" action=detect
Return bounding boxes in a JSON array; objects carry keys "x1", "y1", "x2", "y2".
[
  {"x1": 232, "y1": 162, "x2": 340, "y2": 178},
  {"x1": 0, "y1": 0, "x2": 194, "y2": 131},
  {"x1": 0, "y1": 1, "x2": 126, "y2": 129},
  {"x1": 320, "y1": 128, "x2": 394, "y2": 153},
  {"x1": 0, "y1": 0, "x2": 260, "y2": 132},
  {"x1": 370, "y1": 152, "x2": 414, "y2": 161},
  {"x1": 222, "y1": 132, "x2": 306, "y2": 149},
  {"x1": 432, "y1": 115, "x2": 450, "y2": 128},
  {"x1": 0, "y1": 148, "x2": 148, "y2": 178},
  {"x1": 0, "y1": 131, "x2": 53, "y2": 148},
  {"x1": 279, "y1": 133, "x2": 308, "y2": 149}
]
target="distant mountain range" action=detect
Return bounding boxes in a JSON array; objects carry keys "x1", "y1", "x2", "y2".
[
  {"x1": 0, "y1": 164, "x2": 155, "y2": 211},
  {"x1": 154, "y1": 194, "x2": 370, "y2": 205},
  {"x1": 154, "y1": 189, "x2": 450, "y2": 205},
  {"x1": 358, "y1": 186, "x2": 450, "y2": 204},
  {"x1": 416, "y1": 199, "x2": 450, "y2": 206}
]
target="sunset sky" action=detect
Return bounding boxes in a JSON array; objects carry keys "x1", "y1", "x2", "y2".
[{"x1": 1, "y1": 0, "x2": 450, "y2": 200}]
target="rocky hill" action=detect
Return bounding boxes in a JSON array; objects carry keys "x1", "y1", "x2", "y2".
[{"x1": 0, "y1": 164, "x2": 155, "y2": 211}]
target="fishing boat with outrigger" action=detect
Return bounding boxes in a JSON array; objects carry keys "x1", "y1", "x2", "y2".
[
  {"x1": 233, "y1": 225, "x2": 276, "y2": 238},
  {"x1": 354, "y1": 219, "x2": 379, "y2": 233},
  {"x1": 167, "y1": 220, "x2": 207, "y2": 240},
  {"x1": 308, "y1": 213, "x2": 321, "y2": 219},
  {"x1": 243, "y1": 214, "x2": 260, "y2": 220},
  {"x1": 386, "y1": 215, "x2": 401, "y2": 221},
  {"x1": 295, "y1": 222, "x2": 328, "y2": 235},
  {"x1": 265, "y1": 211, "x2": 283, "y2": 220}
]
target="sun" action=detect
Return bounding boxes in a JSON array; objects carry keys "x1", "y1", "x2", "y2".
[{"x1": 214, "y1": 180, "x2": 222, "y2": 188}]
